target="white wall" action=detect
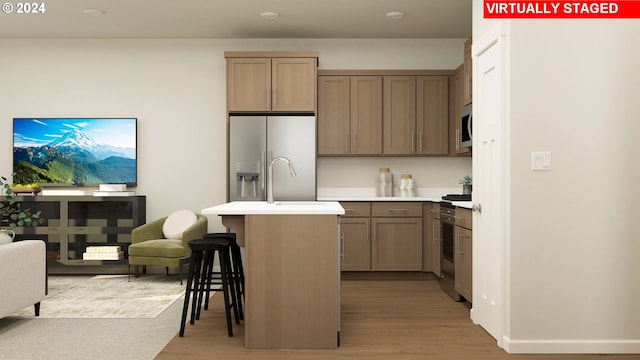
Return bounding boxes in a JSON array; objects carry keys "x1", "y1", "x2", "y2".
[
  {"x1": 473, "y1": 0, "x2": 640, "y2": 351},
  {"x1": 507, "y1": 20, "x2": 640, "y2": 352},
  {"x1": 0, "y1": 38, "x2": 469, "y2": 231}
]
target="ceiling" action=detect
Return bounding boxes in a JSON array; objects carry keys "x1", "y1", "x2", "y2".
[{"x1": 0, "y1": 0, "x2": 472, "y2": 39}]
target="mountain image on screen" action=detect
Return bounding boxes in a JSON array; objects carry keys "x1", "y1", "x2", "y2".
[{"x1": 13, "y1": 121, "x2": 136, "y2": 186}]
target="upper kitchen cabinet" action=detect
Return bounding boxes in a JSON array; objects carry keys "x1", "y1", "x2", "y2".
[
  {"x1": 383, "y1": 75, "x2": 449, "y2": 156},
  {"x1": 319, "y1": 70, "x2": 450, "y2": 157},
  {"x1": 463, "y1": 39, "x2": 472, "y2": 105},
  {"x1": 317, "y1": 75, "x2": 382, "y2": 155},
  {"x1": 449, "y1": 66, "x2": 471, "y2": 156},
  {"x1": 416, "y1": 76, "x2": 449, "y2": 155},
  {"x1": 383, "y1": 76, "x2": 416, "y2": 155},
  {"x1": 225, "y1": 52, "x2": 318, "y2": 113}
]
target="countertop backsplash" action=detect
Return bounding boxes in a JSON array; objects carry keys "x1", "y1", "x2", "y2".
[{"x1": 317, "y1": 156, "x2": 472, "y2": 190}]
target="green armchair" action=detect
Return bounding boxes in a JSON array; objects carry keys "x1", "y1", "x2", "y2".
[{"x1": 128, "y1": 213, "x2": 207, "y2": 284}]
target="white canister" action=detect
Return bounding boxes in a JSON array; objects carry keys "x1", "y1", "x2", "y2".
[
  {"x1": 399, "y1": 174, "x2": 417, "y2": 197},
  {"x1": 375, "y1": 168, "x2": 393, "y2": 197}
]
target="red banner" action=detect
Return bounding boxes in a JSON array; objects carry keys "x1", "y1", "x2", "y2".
[{"x1": 484, "y1": 1, "x2": 640, "y2": 18}]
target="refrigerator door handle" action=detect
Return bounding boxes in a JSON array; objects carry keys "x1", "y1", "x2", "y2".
[{"x1": 261, "y1": 151, "x2": 267, "y2": 193}]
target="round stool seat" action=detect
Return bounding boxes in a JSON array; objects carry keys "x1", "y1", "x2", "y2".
[{"x1": 188, "y1": 237, "x2": 231, "y2": 251}]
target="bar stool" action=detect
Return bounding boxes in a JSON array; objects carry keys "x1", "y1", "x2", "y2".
[
  {"x1": 195, "y1": 234, "x2": 244, "y2": 322},
  {"x1": 202, "y1": 233, "x2": 245, "y2": 302},
  {"x1": 179, "y1": 236, "x2": 240, "y2": 337}
]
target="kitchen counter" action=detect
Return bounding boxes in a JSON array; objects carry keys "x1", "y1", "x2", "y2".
[
  {"x1": 316, "y1": 187, "x2": 473, "y2": 209},
  {"x1": 202, "y1": 201, "x2": 342, "y2": 349},
  {"x1": 202, "y1": 201, "x2": 345, "y2": 215}
]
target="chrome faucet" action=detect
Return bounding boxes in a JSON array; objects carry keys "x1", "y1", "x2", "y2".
[{"x1": 267, "y1": 156, "x2": 297, "y2": 203}]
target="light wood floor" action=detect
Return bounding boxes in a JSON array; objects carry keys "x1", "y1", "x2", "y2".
[{"x1": 156, "y1": 279, "x2": 638, "y2": 360}]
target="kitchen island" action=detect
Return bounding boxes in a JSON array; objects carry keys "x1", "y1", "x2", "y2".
[{"x1": 202, "y1": 201, "x2": 345, "y2": 349}]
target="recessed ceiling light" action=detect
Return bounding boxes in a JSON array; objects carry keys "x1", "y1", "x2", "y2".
[
  {"x1": 83, "y1": 8, "x2": 105, "y2": 16},
  {"x1": 260, "y1": 11, "x2": 279, "y2": 20},
  {"x1": 386, "y1": 11, "x2": 404, "y2": 20}
]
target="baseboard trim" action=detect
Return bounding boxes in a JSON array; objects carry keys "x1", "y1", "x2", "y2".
[{"x1": 503, "y1": 337, "x2": 640, "y2": 353}]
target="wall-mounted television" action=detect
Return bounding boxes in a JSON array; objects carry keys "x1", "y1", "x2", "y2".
[{"x1": 13, "y1": 118, "x2": 137, "y2": 187}]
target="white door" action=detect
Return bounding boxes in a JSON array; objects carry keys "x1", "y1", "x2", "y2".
[{"x1": 471, "y1": 25, "x2": 508, "y2": 346}]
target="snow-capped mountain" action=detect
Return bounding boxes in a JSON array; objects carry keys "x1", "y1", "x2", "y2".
[{"x1": 47, "y1": 128, "x2": 134, "y2": 160}]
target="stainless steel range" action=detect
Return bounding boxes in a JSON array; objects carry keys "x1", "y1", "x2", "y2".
[{"x1": 439, "y1": 202, "x2": 462, "y2": 301}]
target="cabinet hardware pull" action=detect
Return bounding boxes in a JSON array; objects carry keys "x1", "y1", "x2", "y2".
[
  {"x1": 273, "y1": 88, "x2": 277, "y2": 108},
  {"x1": 388, "y1": 208, "x2": 409, "y2": 212},
  {"x1": 345, "y1": 208, "x2": 356, "y2": 213},
  {"x1": 419, "y1": 130, "x2": 423, "y2": 153},
  {"x1": 266, "y1": 88, "x2": 270, "y2": 108},
  {"x1": 340, "y1": 232, "x2": 345, "y2": 258},
  {"x1": 412, "y1": 131, "x2": 415, "y2": 153}
]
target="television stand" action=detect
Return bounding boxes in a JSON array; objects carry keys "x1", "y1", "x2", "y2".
[{"x1": 12, "y1": 195, "x2": 145, "y2": 275}]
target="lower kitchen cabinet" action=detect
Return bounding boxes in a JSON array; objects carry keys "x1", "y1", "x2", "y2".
[
  {"x1": 340, "y1": 217, "x2": 371, "y2": 271},
  {"x1": 424, "y1": 202, "x2": 442, "y2": 276},
  {"x1": 371, "y1": 202, "x2": 423, "y2": 271},
  {"x1": 455, "y1": 207, "x2": 472, "y2": 301},
  {"x1": 372, "y1": 217, "x2": 422, "y2": 271},
  {"x1": 340, "y1": 201, "x2": 422, "y2": 272}
]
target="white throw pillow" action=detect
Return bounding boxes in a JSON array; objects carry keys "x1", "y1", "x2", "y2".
[{"x1": 162, "y1": 210, "x2": 198, "y2": 239}]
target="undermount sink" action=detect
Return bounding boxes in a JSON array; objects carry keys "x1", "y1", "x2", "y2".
[{"x1": 273, "y1": 201, "x2": 326, "y2": 206}]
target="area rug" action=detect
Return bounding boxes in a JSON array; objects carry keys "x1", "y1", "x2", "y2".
[{"x1": 11, "y1": 274, "x2": 186, "y2": 319}]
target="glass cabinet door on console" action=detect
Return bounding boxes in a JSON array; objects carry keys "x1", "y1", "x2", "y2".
[
  {"x1": 67, "y1": 200, "x2": 136, "y2": 261},
  {"x1": 12, "y1": 199, "x2": 62, "y2": 260},
  {"x1": 11, "y1": 196, "x2": 145, "y2": 272}
]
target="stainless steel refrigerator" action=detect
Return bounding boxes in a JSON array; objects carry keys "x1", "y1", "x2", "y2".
[{"x1": 228, "y1": 115, "x2": 316, "y2": 201}]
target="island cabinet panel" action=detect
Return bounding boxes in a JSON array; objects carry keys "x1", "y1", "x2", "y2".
[{"x1": 244, "y1": 214, "x2": 338, "y2": 348}]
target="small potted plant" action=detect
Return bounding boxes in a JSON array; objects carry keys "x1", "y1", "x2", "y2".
[
  {"x1": 459, "y1": 175, "x2": 472, "y2": 195},
  {"x1": 0, "y1": 173, "x2": 41, "y2": 229}
]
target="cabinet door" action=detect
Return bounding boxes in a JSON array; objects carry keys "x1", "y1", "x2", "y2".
[
  {"x1": 227, "y1": 58, "x2": 271, "y2": 112},
  {"x1": 416, "y1": 76, "x2": 448, "y2": 155},
  {"x1": 449, "y1": 66, "x2": 471, "y2": 156},
  {"x1": 272, "y1": 58, "x2": 317, "y2": 112},
  {"x1": 318, "y1": 76, "x2": 350, "y2": 155},
  {"x1": 340, "y1": 217, "x2": 371, "y2": 271},
  {"x1": 350, "y1": 76, "x2": 382, "y2": 155},
  {"x1": 455, "y1": 226, "x2": 472, "y2": 301},
  {"x1": 383, "y1": 76, "x2": 416, "y2": 155},
  {"x1": 371, "y1": 217, "x2": 423, "y2": 271},
  {"x1": 422, "y1": 203, "x2": 433, "y2": 272},
  {"x1": 463, "y1": 39, "x2": 472, "y2": 105}
]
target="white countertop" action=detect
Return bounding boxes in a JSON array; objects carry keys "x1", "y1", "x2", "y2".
[
  {"x1": 316, "y1": 187, "x2": 473, "y2": 209},
  {"x1": 202, "y1": 201, "x2": 345, "y2": 215}
]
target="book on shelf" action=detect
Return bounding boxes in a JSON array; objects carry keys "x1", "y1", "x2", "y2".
[
  {"x1": 92, "y1": 191, "x2": 136, "y2": 197},
  {"x1": 82, "y1": 251, "x2": 124, "y2": 261},
  {"x1": 86, "y1": 246, "x2": 122, "y2": 253}
]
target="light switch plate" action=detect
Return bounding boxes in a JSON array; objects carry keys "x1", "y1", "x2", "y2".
[{"x1": 531, "y1": 151, "x2": 552, "y2": 171}]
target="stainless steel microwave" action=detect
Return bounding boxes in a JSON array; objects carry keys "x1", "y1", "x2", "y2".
[{"x1": 461, "y1": 103, "x2": 472, "y2": 148}]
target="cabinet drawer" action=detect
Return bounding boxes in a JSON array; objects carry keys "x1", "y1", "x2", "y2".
[
  {"x1": 371, "y1": 202, "x2": 422, "y2": 217},
  {"x1": 340, "y1": 202, "x2": 371, "y2": 217},
  {"x1": 455, "y1": 207, "x2": 472, "y2": 229}
]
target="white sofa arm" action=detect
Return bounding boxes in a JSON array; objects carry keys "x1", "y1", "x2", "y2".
[{"x1": 0, "y1": 240, "x2": 47, "y2": 318}]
